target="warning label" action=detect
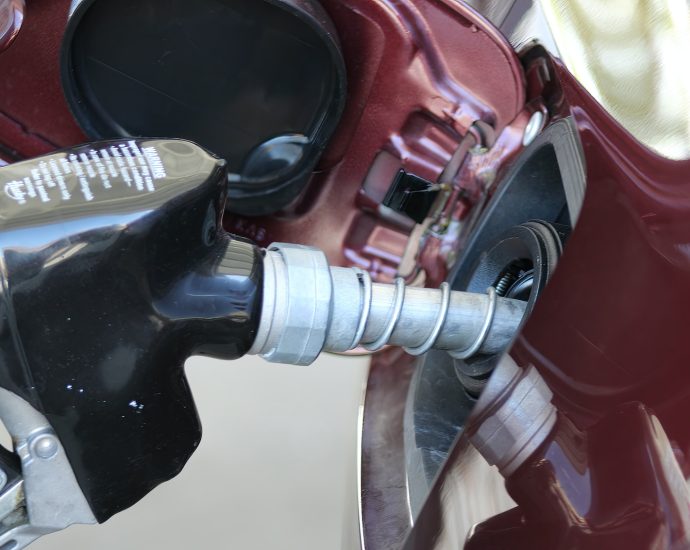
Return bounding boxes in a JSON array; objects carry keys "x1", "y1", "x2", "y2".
[{"x1": 2, "y1": 141, "x2": 168, "y2": 207}]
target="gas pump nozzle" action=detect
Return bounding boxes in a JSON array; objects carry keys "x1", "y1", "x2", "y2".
[{"x1": 0, "y1": 140, "x2": 525, "y2": 548}]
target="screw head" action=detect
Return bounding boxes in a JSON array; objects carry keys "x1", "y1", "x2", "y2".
[
  {"x1": 31, "y1": 434, "x2": 59, "y2": 460},
  {"x1": 523, "y1": 111, "x2": 545, "y2": 147}
]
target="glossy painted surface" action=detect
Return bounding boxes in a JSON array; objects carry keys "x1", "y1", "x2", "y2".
[
  {"x1": 402, "y1": 49, "x2": 690, "y2": 549},
  {"x1": 0, "y1": 0, "x2": 84, "y2": 159},
  {"x1": 0, "y1": 0, "x2": 23, "y2": 52},
  {"x1": 0, "y1": 139, "x2": 263, "y2": 521},
  {"x1": 359, "y1": 348, "x2": 417, "y2": 550},
  {"x1": 236, "y1": 0, "x2": 527, "y2": 282},
  {"x1": 517, "y1": 58, "x2": 690, "y2": 444},
  {"x1": 512, "y1": 55, "x2": 690, "y2": 545},
  {"x1": 467, "y1": 405, "x2": 690, "y2": 548}
]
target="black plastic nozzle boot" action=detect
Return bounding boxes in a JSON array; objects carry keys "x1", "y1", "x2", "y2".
[{"x1": 0, "y1": 139, "x2": 263, "y2": 521}]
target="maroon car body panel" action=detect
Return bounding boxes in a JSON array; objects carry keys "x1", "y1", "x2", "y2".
[
  {"x1": 0, "y1": 0, "x2": 84, "y2": 158},
  {"x1": 403, "y1": 57, "x2": 690, "y2": 549},
  {"x1": 522, "y1": 62, "x2": 690, "y2": 442},
  {"x1": 514, "y1": 59, "x2": 690, "y2": 547},
  {"x1": 0, "y1": 0, "x2": 24, "y2": 53},
  {"x1": 2, "y1": 1, "x2": 690, "y2": 549}
]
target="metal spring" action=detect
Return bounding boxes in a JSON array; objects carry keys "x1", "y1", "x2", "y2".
[
  {"x1": 353, "y1": 270, "x2": 498, "y2": 358},
  {"x1": 494, "y1": 271, "x2": 517, "y2": 297},
  {"x1": 404, "y1": 282, "x2": 451, "y2": 356},
  {"x1": 448, "y1": 286, "x2": 497, "y2": 360},
  {"x1": 362, "y1": 277, "x2": 406, "y2": 352},
  {"x1": 350, "y1": 268, "x2": 373, "y2": 351}
]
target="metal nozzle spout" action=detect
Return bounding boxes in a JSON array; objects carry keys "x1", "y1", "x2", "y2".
[{"x1": 249, "y1": 244, "x2": 528, "y2": 366}]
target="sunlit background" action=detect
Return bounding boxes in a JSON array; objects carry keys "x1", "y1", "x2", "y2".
[{"x1": 541, "y1": 0, "x2": 690, "y2": 159}]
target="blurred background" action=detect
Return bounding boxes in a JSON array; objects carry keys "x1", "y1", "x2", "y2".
[{"x1": 468, "y1": 0, "x2": 690, "y2": 159}]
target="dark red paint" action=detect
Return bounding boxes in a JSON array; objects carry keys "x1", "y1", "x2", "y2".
[
  {"x1": 404, "y1": 51, "x2": 690, "y2": 549},
  {"x1": 0, "y1": 0, "x2": 85, "y2": 158},
  {"x1": 498, "y1": 58, "x2": 690, "y2": 548},
  {"x1": 467, "y1": 405, "x2": 690, "y2": 549},
  {"x1": 227, "y1": 0, "x2": 528, "y2": 284},
  {"x1": 0, "y1": 0, "x2": 24, "y2": 53},
  {"x1": 516, "y1": 60, "x2": 690, "y2": 442}
]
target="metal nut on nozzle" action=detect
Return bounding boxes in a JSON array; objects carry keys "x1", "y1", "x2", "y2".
[
  {"x1": 466, "y1": 355, "x2": 557, "y2": 477},
  {"x1": 249, "y1": 244, "x2": 333, "y2": 366}
]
